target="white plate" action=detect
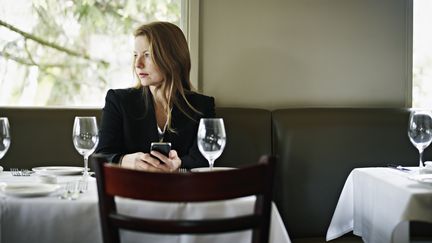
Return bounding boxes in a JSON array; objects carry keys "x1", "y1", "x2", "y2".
[
  {"x1": 191, "y1": 167, "x2": 235, "y2": 172},
  {"x1": 0, "y1": 182, "x2": 60, "y2": 197},
  {"x1": 32, "y1": 166, "x2": 85, "y2": 175},
  {"x1": 408, "y1": 174, "x2": 432, "y2": 185}
]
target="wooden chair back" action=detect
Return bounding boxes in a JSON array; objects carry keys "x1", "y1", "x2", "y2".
[{"x1": 92, "y1": 154, "x2": 276, "y2": 243}]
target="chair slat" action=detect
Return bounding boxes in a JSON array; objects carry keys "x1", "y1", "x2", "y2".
[
  {"x1": 110, "y1": 214, "x2": 262, "y2": 234},
  {"x1": 104, "y1": 163, "x2": 269, "y2": 202}
]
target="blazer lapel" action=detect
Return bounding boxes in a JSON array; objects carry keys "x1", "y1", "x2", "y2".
[
  {"x1": 163, "y1": 104, "x2": 177, "y2": 143},
  {"x1": 145, "y1": 90, "x2": 159, "y2": 142}
]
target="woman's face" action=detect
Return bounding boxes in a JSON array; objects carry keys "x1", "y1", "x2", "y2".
[{"x1": 134, "y1": 35, "x2": 164, "y2": 87}]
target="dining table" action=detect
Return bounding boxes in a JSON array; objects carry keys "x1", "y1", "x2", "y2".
[
  {"x1": 0, "y1": 170, "x2": 291, "y2": 243},
  {"x1": 326, "y1": 167, "x2": 432, "y2": 243}
]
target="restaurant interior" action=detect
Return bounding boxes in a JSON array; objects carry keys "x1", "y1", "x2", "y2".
[{"x1": 0, "y1": 0, "x2": 431, "y2": 243}]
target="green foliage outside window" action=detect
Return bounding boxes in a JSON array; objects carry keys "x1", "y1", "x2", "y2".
[{"x1": 0, "y1": 0, "x2": 181, "y2": 106}]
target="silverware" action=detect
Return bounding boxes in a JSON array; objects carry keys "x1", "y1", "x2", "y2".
[
  {"x1": 387, "y1": 164, "x2": 412, "y2": 172},
  {"x1": 59, "y1": 182, "x2": 72, "y2": 200},
  {"x1": 10, "y1": 168, "x2": 32, "y2": 176},
  {"x1": 21, "y1": 169, "x2": 32, "y2": 176},
  {"x1": 178, "y1": 168, "x2": 188, "y2": 173},
  {"x1": 10, "y1": 168, "x2": 20, "y2": 176},
  {"x1": 59, "y1": 182, "x2": 80, "y2": 200},
  {"x1": 78, "y1": 180, "x2": 88, "y2": 193}
]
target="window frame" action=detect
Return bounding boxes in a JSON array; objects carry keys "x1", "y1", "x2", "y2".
[
  {"x1": 182, "y1": 0, "x2": 200, "y2": 91},
  {"x1": 406, "y1": 0, "x2": 413, "y2": 107}
]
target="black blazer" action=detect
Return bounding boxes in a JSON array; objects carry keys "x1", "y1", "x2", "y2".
[{"x1": 95, "y1": 87, "x2": 215, "y2": 169}]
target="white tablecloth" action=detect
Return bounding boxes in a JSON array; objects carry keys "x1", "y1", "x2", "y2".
[
  {"x1": 326, "y1": 168, "x2": 432, "y2": 243},
  {"x1": 0, "y1": 172, "x2": 290, "y2": 243}
]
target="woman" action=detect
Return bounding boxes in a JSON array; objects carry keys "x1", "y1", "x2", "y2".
[{"x1": 95, "y1": 21, "x2": 215, "y2": 172}]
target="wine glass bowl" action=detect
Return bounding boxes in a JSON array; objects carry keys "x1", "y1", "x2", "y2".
[
  {"x1": 72, "y1": 116, "x2": 99, "y2": 177},
  {"x1": 197, "y1": 118, "x2": 226, "y2": 170},
  {"x1": 0, "y1": 117, "x2": 11, "y2": 161},
  {"x1": 408, "y1": 110, "x2": 432, "y2": 171}
]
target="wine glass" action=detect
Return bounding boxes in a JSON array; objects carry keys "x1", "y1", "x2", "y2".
[
  {"x1": 197, "y1": 118, "x2": 226, "y2": 170},
  {"x1": 0, "y1": 117, "x2": 11, "y2": 163},
  {"x1": 72, "y1": 116, "x2": 99, "y2": 177},
  {"x1": 408, "y1": 109, "x2": 432, "y2": 172}
]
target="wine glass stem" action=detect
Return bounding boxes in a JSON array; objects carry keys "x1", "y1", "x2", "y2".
[
  {"x1": 83, "y1": 155, "x2": 89, "y2": 177},
  {"x1": 209, "y1": 159, "x2": 215, "y2": 171},
  {"x1": 419, "y1": 150, "x2": 424, "y2": 168}
]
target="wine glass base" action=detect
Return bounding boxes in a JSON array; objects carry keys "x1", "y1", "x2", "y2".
[
  {"x1": 81, "y1": 171, "x2": 91, "y2": 178},
  {"x1": 82, "y1": 171, "x2": 95, "y2": 176},
  {"x1": 419, "y1": 167, "x2": 432, "y2": 174}
]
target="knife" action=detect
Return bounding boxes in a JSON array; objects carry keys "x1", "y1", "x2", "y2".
[{"x1": 387, "y1": 164, "x2": 412, "y2": 172}]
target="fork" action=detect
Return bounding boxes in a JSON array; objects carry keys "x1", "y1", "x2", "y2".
[
  {"x1": 78, "y1": 180, "x2": 88, "y2": 193},
  {"x1": 10, "y1": 168, "x2": 32, "y2": 176},
  {"x1": 61, "y1": 182, "x2": 81, "y2": 200},
  {"x1": 21, "y1": 169, "x2": 32, "y2": 176},
  {"x1": 10, "y1": 168, "x2": 18, "y2": 176},
  {"x1": 69, "y1": 185, "x2": 80, "y2": 200},
  {"x1": 10, "y1": 168, "x2": 21, "y2": 176},
  {"x1": 179, "y1": 168, "x2": 188, "y2": 173}
]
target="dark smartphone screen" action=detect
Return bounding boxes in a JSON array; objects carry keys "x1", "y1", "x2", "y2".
[{"x1": 150, "y1": 142, "x2": 171, "y2": 162}]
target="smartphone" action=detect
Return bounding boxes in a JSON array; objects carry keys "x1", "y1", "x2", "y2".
[{"x1": 150, "y1": 142, "x2": 171, "y2": 163}]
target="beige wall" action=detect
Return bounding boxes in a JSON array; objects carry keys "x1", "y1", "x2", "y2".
[{"x1": 199, "y1": 0, "x2": 412, "y2": 109}]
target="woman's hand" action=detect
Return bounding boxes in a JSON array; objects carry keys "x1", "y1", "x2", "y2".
[
  {"x1": 120, "y1": 150, "x2": 181, "y2": 172},
  {"x1": 120, "y1": 152, "x2": 162, "y2": 172},
  {"x1": 150, "y1": 150, "x2": 181, "y2": 172}
]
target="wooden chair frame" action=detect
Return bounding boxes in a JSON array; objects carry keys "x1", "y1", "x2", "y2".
[{"x1": 92, "y1": 154, "x2": 276, "y2": 243}]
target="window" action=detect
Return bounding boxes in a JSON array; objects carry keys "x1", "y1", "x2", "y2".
[
  {"x1": 0, "y1": 0, "x2": 187, "y2": 107},
  {"x1": 413, "y1": 0, "x2": 432, "y2": 108}
]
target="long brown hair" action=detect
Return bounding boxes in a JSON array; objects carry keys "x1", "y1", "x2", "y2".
[{"x1": 133, "y1": 22, "x2": 200, "y2": 131}]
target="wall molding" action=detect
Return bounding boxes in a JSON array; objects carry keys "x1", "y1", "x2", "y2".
[
  {"x1": 405, "y1": 0, "x2": 413, "y2": 108},
  {"x1": 182, "y1": 0, "x2": 200, "y2": 91}
]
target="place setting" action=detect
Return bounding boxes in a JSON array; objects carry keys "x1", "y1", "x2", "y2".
[
  {"x1": 2, "y1": 119, "x2": 59, "y2": 198},
  {"x1": 0, "y1": 116, "x2": 98, "y2": 199},
  {"x1": 191, "y1": 118, "x2": 235, "y2": 172},
  {"x1": 0, "y1": 117, "x2": 11, "y2": 173},
  {"x1": 386, "y1": 109, "x2": 432, "y2": 184},
  {"x1": 407, "y1": 162, "x2": 432, "y2": 186},
  {"x1": 0, "y1": 166, "x2": 83, "y2": 198},
  {"x1": 0, "y1": 167, "x2": 92, "y2": 199},
  {"x1": 406, "y1": 109, "x2": 432, "y2": 186}
]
